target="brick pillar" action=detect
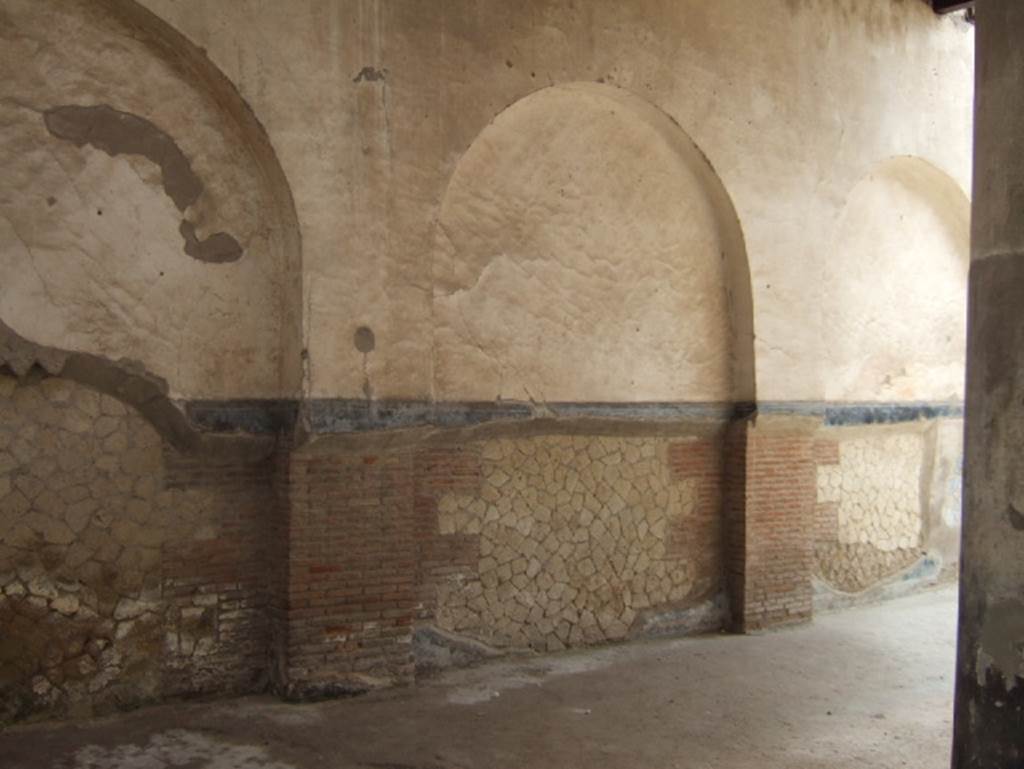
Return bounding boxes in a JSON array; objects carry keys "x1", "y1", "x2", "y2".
[
  {"x1": 726, "y1": 415, "x2": 817, "y2": 631},
  {"x1": 273, "y1": 445, "x2": 418, "y2": 698},
  {"x1": 267, "y1": 435, "x2": 293, "y2": 694},
  {"x1": 667, "y1": 437, "x2": 725, "y2": 597}
]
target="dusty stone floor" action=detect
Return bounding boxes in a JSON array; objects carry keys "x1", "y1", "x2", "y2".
[{"x1": 0, "y1": 586, "x2": 957, "y2": 769}]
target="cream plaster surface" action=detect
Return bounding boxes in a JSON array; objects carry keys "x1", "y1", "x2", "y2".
[
  {"x1": 135, "y1": 0, "x2": 974, "y2": 402},
  {"x1": 823, "y1": 158, "x2": 970, "y2": 402},
  {"x1": 433, "y1": 83, "x2": 739, "y2": 403},
  {"x1": 0, "y1": 0, "x2": 300, "y2": 399}
]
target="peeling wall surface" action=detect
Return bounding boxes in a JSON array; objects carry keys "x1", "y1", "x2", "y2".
[
  {"x1": 0, "y1": 0, "x2": 973, "y2": 723},
  {"x1": 0, "y1": 0, "x2": 301, "y2": 400}
]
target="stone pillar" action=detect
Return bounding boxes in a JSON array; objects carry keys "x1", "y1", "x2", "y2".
[{"x1": 953, "y1": 2, "x2": 1024, "y2": 765}]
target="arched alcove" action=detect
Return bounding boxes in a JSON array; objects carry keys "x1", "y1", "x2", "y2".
[
  {"x1": 432, "y1": 82, "x2": 754, "y2": 405},
  {"x1": 823, "y1": 157, "x2": 970, "y2": 403},
  {"x1": 813, "y1": 157, "x2": 970, "y2": 600},
  {"x1": 0, "y1": 0, "x2": 295, "y2": 724},
  {"x1": 0, "y1": 0, "x2": 302, "y2": 401}
]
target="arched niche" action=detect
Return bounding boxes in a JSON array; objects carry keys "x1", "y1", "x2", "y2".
[
  {"x1": 432, "y1": 82, "x2": 754, "y2": 405},
  {"x1": 823, "y1": 157, "x2": 970, "y2": 402},
  {"x1": 0, "y1": 0, "x2": 302, "y2": 401}
]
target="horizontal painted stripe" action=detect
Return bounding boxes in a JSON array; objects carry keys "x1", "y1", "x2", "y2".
[{"x1": 181, "y1": 398, "x2": 964, "y2": 434}]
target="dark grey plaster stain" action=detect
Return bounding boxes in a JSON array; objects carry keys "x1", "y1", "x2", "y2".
[
  {"x1": 0, "y1": 318, "x2": 196, "y2": 450},
  {"x1": 179, "y1": 221, "x2": 243, "y2": 264},
  {"x1": 955, "y1": 253, "x2": 1024, "y2": 767},
  {"x1": 354, "y1": 326, "x2": 376, "y2": 353},
  {"x1": 1007, "y1": 503, "x2": 1024, "y2": 531},
  {"x1": 354, "y1": 326, "x2": 376, "y2": 401},
  {"x1": 44, "y1": 104, "x2": 201, "y2": 211},
  {"x1": 43, "y1": 104, "x2": 243, "y2": 264},
  {"x1": 353, "y1": 66, "x2": 387, "y2": 83}
]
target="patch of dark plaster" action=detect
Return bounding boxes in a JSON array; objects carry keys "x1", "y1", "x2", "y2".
[
  {"x1": 549, "y1": 402, "x2": 737, "y2": 422},
  {"x1": 953, "y1": 665, "x2": 1024, "y2": 769},
  {"x1": 752, "y1": 401, "x2": 964, "y2": 425},
  {"x1": 293, "y1": 399, "x2": 966, "y2": 435},
  {"x1": 169, "y1": 398, "x2": 968, "y2": 436},
  {"x1": 0, "y1": 319, "x2": 197, "y2": 450},
  {"x1": 185, "y1": 399, "x2": 299, "y2": 434},
  {"x1": 44, "y1": 104, "x2": 201, "y2": 211},
  {"x1": 824, "y1": 402, "x2": 963, "y2": 425},
  {"x1": 1007, "y1": 504, "x2": 1024, "y2": 531},
  {"x1": 43, "y1": 104, "x2": 243, "y2": 264},
  {"x1": 353, "y1": 66, "x2": 387, "y2": 83},
  {"x1": 954, "y1": 255, "x2": 1024, "y2": 768},
  {"x1": 413, "y1": 625, "x2": 503, "y2": 676},
  {"x1": 307, "y1": 399, "x2": 523, "y2": 434},
  {"x1": 276, "y1": 679, "x2": 375, "y2": 703},
  {"x1": 179, "y1": 221, "x2": 243, "y2": 264},
  {"x1": 354, "y1": 326, "x2": 376, "y2": 353}
]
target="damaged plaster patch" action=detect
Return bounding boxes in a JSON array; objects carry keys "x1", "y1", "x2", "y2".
[
  {"x1": 977, "y1": 599, "x2": 1024, "y2": 690},
  {"x1": 353, "y1": 66, "x2": 387, "y2": 83},
  {"x1": 1006, "y1": 503, "x2": 1024, "y2": 532},
  {"x1": 72, "y1": 730, "x2": 296, "y2": 769},
  {"x1": 0, "y1": 319, "x2": 197, "y2": 450},
  {"x1": 42, "y1": 105, "x2": 242, "y2": 263}
]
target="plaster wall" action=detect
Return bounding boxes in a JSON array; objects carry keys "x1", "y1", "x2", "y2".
[
  {"x1": 0, "y1": 0, "x2": 302, "y2": 400},
  {"x1": 823, "y1": 158, "x2": 970, "y2": 402},
  {"x1": 134, "y1": 0, "x2": 973, "y2": 403}
]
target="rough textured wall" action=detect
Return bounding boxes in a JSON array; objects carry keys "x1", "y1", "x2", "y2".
[
  {"x1": 0, "y1": 0, "x2": 301, "y2": 399},
  {"x1": 0, "y1": 375, "x2": 272, "y2": 724},
  {"x1": 431, "y1": 435, "x2": 722, "y2": 651},
  {"x1": 812, "y1": 420, "x2": 962, "y2": 597},
  {"x1": 434, "y1": 83, "x2": 747, "y2": 403},
  {"x1": 136, "y1": 0, "x2": 972, "y2": 402},
  {"x1": 823, "y1": 158, "x2": 970, "y2": 402}
]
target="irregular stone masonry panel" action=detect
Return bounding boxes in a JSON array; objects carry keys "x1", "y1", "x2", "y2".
[
  {"x1": 737, "y1": 428, "x2": 817, "y2": 630},
  {"x1": 427, "y1": 435, "x2": 721, "y2": 653},
  {"x1": 813, "y1": 432, "x2": 924, "y2": 592},
  {"x1": 0, "y1": 375, "x2": 271, "y2": 723}
]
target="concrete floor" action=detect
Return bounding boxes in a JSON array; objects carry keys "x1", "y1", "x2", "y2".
[{"x1": 0, "y1": 586, "x2": 958, "y2": 769}]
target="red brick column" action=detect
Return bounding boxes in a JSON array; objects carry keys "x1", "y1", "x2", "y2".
[
  {"x1": 726, "y1": 416, "x2": 818, "y2": 631},
  {"x1": 274, "y1": 446, "x2": 418, "y2": 698},
  {"x1": 412, "y1": 447, "x2": 482, "y2": 623},
  {"x1": 667, "y1": 437, "x2": 725, "y2": 598}
]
